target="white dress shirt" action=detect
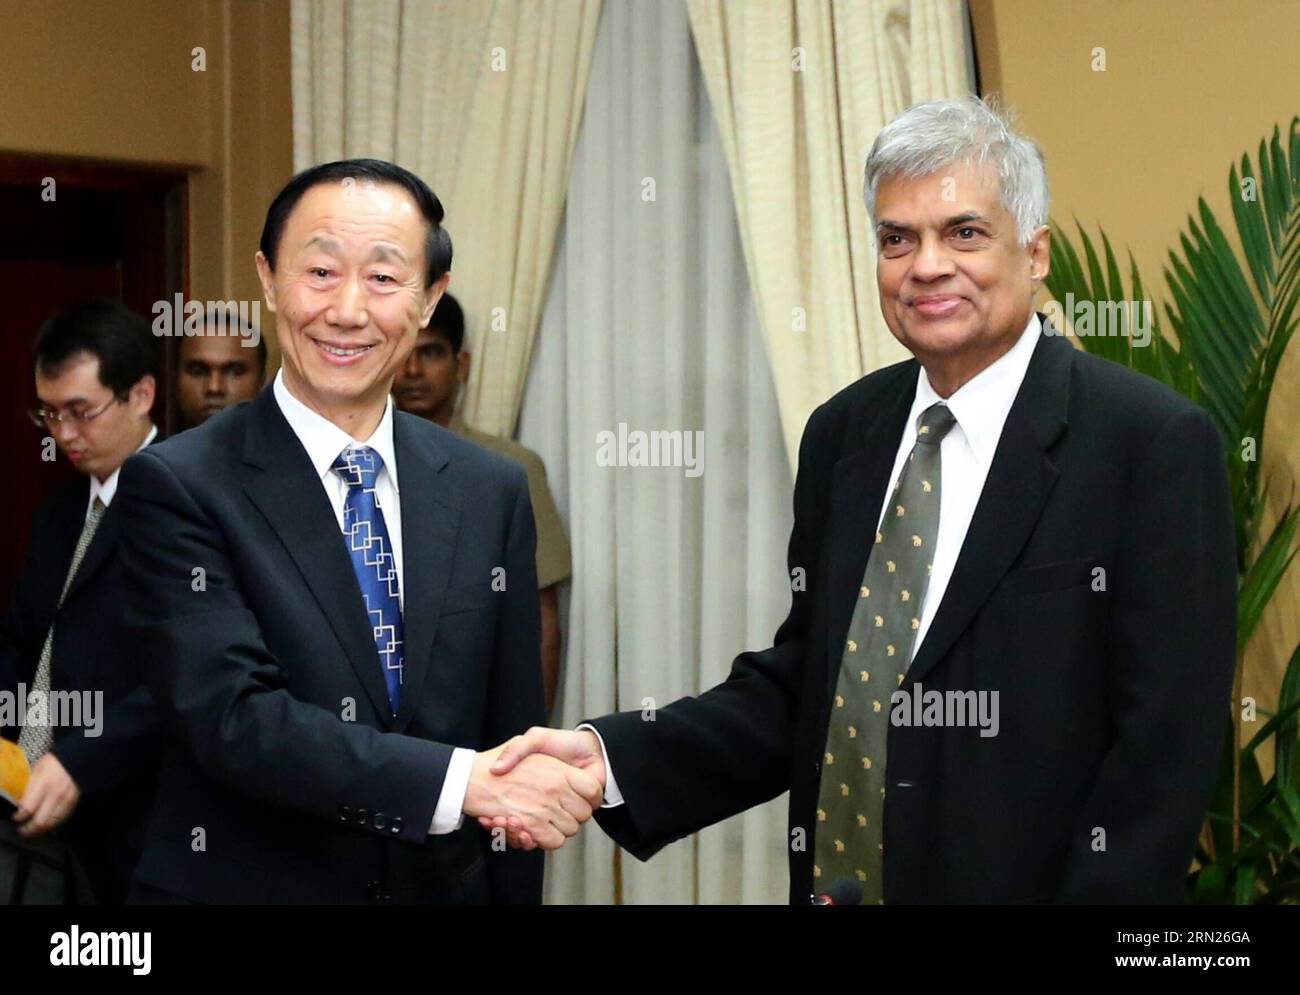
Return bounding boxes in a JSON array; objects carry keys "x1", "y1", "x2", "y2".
[
  {"x1": 591, "y1": 313, "x2": 1043, "y2": 809},
  {"x1": 89, "y1": 424, "x2": 158, "y2": 517},
  {"x1": 272, "y1": 372, "x2": 473, "y2": 834}
]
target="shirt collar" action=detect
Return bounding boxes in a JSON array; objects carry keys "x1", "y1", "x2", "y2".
[
  {"x1": 90, "y1": 424, "x2": 158, "y2": 513},
  {"x1": 909, "y1": 312, "x2": 1041, "y2": 467},
  {"x1": 272, "y1": 370, "x2": 399, "y2": 490}
]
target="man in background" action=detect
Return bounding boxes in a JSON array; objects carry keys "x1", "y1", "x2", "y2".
[
  {"x1": 176, "y1": 307, "x2": 267, "y2": 428},
  {"x1": 393, "y1": 293, "x2": 571, "y2": 714},
  {"x1": 0, "y1": 299, "x2": 162, "y2": 903}
]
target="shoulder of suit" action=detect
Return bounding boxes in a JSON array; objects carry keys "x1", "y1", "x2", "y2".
[
  {"x1": 135, "y1": 399, "x2": 249, "y2": 480},
  {"x1": 1067, "y1": 344, "x2": 1213, "y2": 436},
  {"x1": 803, "y1": 355, "x2": 919, "y2": 442},
  {"x1": 395, "y1": 411, "x2": 531, "y2": 487}
]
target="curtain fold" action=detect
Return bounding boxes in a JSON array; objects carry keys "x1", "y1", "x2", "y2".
[
  {"x1": 519, "y1": 0, "x2": 794, "y2": 904},
  {"x1": 290, "y1": 0, "x2": 601, "y2": 433},
  {"x1": 685, "y1": 0, "x2": 973, "y2": 464}
]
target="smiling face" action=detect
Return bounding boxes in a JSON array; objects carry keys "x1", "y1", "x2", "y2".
[
  {"x1": 874, "y1": 160, "x2": 1050, "y2": 395},
  {"x1": 255, "y1": 179, "x2": 447, "y2": 434}
]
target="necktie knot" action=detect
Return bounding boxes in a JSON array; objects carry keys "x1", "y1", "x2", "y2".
[
  {"x1": 915, "y1": 403, "x2": 956, "y2": 446},
  {"x1": 333, "y1": 445, "x2": 383, "y2": 491}
]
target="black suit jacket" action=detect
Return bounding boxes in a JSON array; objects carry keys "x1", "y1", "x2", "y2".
[
  {"x1": 0, "y1": 475, "x2": 162, "y2": 904},
  {"x1": 116, "y1": 387, "x2": 544, "y2": 904},
  {"x1": 589, "y1": 319, "x2": 1237, "y2": 904}
]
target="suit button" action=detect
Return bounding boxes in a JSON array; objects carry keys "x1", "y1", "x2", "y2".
[
  {"x1": 390, "y1": 816, "x2": 403, "y2": 835},
  {"x1": 373, "y1": 813, "x2": 387, "y2": 830},
  {"x1": 339, "y1": 805, "x2": 352, "y2": 823},
  {"x1": 356, "y1": 808, "x2": 370, "y2": 826}
]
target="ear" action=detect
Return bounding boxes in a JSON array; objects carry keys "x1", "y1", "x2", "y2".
[
  {"x1": 255, "y1": 251, "x2": 278, "y2": 313},
  {"x1": 130, "y1": 374, "x2": 157, "y2": 416},
  {"x1": 1027, "y1": 224, "x2": 1051, "y2": 287},
  {"x1": 457, "y1": 348, "x2": 472, "y2": 384},
  {"x1": 420, "y1": 272, "x2": 451, "y2": 329}
]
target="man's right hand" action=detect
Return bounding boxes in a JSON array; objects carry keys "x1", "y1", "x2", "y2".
[
  {"x1": 463, "y1": 740, "x2": 603, "y2": 850},
  {"x1": 474, "y1": 728, "x2": 606, "y2": 850}
]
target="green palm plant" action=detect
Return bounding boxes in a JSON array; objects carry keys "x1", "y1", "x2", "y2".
[{"x1": 1044, "y1": 117, "x2": 1300, "y2": 903}]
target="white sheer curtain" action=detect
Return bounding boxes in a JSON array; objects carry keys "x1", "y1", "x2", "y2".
[{"x1": 518, "y1": 0, "x2": 794, "y2": 904}]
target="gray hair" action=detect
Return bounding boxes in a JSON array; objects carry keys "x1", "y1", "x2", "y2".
[{"x1": 863, "y1": 95, "x2": 1049, "y2": 244}]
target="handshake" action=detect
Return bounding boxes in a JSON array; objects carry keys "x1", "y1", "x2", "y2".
[{"x1": 463, "y1": 728, "x2": 606, "y2": 850}]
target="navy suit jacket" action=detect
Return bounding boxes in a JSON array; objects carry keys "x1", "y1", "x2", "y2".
[
  {"x1": 117, "y1": 386, "x2": 544, "y2": 904},
  {"x1": 589, "y1": 320, "x2": 1237, "y2": 904}
]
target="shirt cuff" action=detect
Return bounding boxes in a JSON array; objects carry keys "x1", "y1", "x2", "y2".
[
  {"x1": 576, "y1": 723, "x2": 624, "y2": 808},
  {"x1": 428, "y1": 747, "x2": 474, "y2": 834}
]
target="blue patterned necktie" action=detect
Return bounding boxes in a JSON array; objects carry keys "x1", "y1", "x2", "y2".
[{"x1": 332, "y1": 445, "x2": 404, "y2": 714}]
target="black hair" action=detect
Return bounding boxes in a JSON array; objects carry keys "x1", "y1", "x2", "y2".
[
  {"x1": 33, "y1": 298, "x2": 157, "y2": 395},
  {"x1": 425, "y1": 292, "x2": 466, "y2": 353},
  {"x1": 259, "y1": 158, "x2": 453, "y2": 287},
  {"x1": 178, "y1": 305, "x2": 269, "y2": 371}
]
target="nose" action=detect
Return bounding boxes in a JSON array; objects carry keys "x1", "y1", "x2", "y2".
[
  {"x1": 205, "y1": 368, "x2": 225, "y2": 395},
  {"x1": 910, "y1": 232, "x2": 956, "y2": 282},
  {"x1": 49, "y1": 418, "x2": 80, "y2": 444},
  {"x1": 328, "y1": 275, "x2": 369, "y2": 329}
]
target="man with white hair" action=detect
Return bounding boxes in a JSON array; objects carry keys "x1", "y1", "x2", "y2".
[{"x1": 488, "y1": 96, "x2": 1237, "y2": 904}]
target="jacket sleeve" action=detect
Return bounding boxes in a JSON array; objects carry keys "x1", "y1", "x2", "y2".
[
  {"x1": 116, "y1": 449, "x2": 449, "y2": 845},
  {"x1": 1055, "y1": 406, "x2": 1237, "y2": 903}
]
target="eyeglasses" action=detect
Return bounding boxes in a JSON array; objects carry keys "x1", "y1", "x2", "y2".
[{"x1": 28, "y1": 395, "x2": 122, "y2": 428}]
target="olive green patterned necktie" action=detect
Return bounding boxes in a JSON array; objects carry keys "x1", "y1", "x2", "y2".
[{"x1": 814, "y1": 401, "x2": 956, "y2": 903}]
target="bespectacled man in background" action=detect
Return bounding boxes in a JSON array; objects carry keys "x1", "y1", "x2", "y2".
[{"x1": 1, "y1": 298, "x2": 162, "y2": 904}]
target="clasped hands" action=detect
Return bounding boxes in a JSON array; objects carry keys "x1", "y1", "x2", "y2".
[{"x1": 464, "y1": 728, "x2": 604, "y2": 851}]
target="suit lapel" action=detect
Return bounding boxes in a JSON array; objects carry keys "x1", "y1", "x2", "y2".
[
  {"x1": 62, "y1": 501, "x2": 119, "y2": 604},
  {"x1": 238, "y1": 389, "x2": 394, "y2": 724},
  {"x1": 824, "y1": 373, "x2": 916, "y2": 701},
  {"x1": 390, "y1": 413, "x2": 462, "y2": 734},
  {"x1": 64, "y1": 431, "x2": 158, "y2": 604},
  {"x1": 904, "y1": 324, "x2": 1073, "y2": 685}
]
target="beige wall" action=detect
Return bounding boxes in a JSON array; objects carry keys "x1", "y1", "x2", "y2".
[
  {"x1": 971, "y1": 0, "x2": 1300, "y2": 727},
  {"x1": 0, "y1": 0, "x2": 293, "y2": 364}
]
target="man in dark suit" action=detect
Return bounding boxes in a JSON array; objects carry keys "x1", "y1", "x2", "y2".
[
  {"x1": 485, "y1": 97, "x2": 1237, "y2": 904},
  {"x1": 1, "y1": 299, "x2": 162, "y2": 904},
  {"x1": 116, "y1": 159, "x2": 601, "y2": 905}
]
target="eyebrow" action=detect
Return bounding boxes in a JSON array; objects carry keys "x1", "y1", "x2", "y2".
[
  {"x1": 302, "y1": 236, "x2": 409, "y2": 266},
  {"x1": 303, "y1": 235, "x2": 344, "y2": 254},
  {"x1": 367, "y1": 244, "x2": 409, "y2": 265},
  {"x1": 876, "y1": 212, "x2": 991, "y2": 234}
]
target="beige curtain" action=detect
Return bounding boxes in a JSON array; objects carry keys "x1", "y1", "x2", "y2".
[
  {"x1": 291, "y1": 0, "x2": 601, "y2": 434},
  {"x1": 685, "y1": 0, "x2": 972, "y2": 464}
]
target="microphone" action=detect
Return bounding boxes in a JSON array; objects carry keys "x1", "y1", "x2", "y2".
[{"x1": 813, "y1": 877, "x2": 864, "y2": 906}]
